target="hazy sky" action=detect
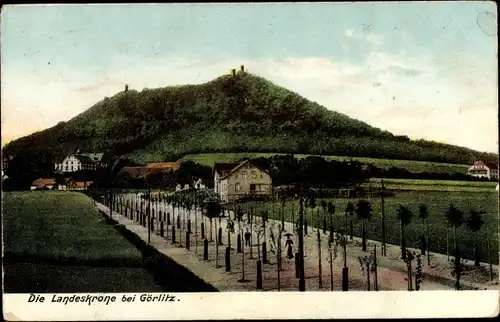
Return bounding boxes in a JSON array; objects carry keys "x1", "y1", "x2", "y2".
[{"x1": 1, "y1": 2, "x2": 498, "y2": 153}]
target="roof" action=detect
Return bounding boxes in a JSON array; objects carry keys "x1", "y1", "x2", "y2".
[
  {"x1": 119, "y1": 166, "x2": 167, "y2": 178},
  {"x1": 213, "y1": 162, "x2": 241, "y2": 176},
  {"x1": 82, "y1": 153, "x2": 104, "y2": 162},
  {"x1": 474, "y1": 160, "x2": 499, "y2": 170},
  {"x1": 146, "y1": 161, "x2": 180, "y2": 171},
  {"x1": 31, "y1": 178, "x2": 56, "y2": 187},
  {"x1": 75, "y1": 181, "x2": 93, "y2": 188},
  {"x1": 216, "y1": 160, "x2": 269, "y2": 180},
  {"x1": 75, "y1": 155, "x2": 96, "y2": 164}
]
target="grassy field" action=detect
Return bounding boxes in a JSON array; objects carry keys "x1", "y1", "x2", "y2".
[
  {"x1": 3, "y1": 191, "x2": 163, "y2": 293},
  {"x1": 182, "y1": 152, "x2": 471, "y2": 174},
  {"x1": 365, "y1": 178, "x2": 497, "y2": 192},
  {"x1": 226, "y1": 190, "x2": 499, "y2": 264}
]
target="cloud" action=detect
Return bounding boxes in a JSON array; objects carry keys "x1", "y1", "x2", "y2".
[{"x1": 345, "y1": 28, "x2": 383, "y2": 46}]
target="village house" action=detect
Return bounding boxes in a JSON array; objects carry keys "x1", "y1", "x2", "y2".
[
  {"x1": 54, "y1": 150, "x2": 107, "y2": 173},
  {"x1": 468, "y1": 160, "x2": 499, "y2": 180},
  {"x1": 30, "y1": 178, "x2": 56, "y2": 190},
  {"x1": 213, "y1": 159, "x2": 272, "y2": 203}
]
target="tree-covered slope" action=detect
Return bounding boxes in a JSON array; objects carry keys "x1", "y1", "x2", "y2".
[{"x1": 3, "y1": 70, "x2": 497, "y2": 165}]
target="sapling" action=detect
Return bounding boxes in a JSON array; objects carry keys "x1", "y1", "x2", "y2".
[
  {"x1": 415, "y1": 253, "x2": 423, "y2": 291},
  {"x1": 358, "y1": 256, "x2": 371, "y2": 291},
  {"x1": 404, "y1": 250, "x2": 415, "y2": 291},
  {"x1": 371, "y1": 245, "x2": 378, "y2": 291},
  {"x1": 327, "y1": 233, "x2": 340, "y2": 291},
  {"x1": 451, "y1": 248, "x2": 464, "y2": 290},
  {"x1": 317, "y1": 228, "x2": 322, "y2": 288}
]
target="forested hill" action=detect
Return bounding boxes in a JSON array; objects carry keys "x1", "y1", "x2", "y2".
[{"x1": 3, "y1": 70, "x2": 497, "y2": 165}]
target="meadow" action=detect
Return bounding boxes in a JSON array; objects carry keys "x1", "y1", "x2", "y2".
[
  {"x1": 365, "y1": 178, "x2": 497, "y2": 192},
  {"x1": 225, "y1": 190, "x2": 499, "y2": 264},
  {"x1": 182, "y1": 152, "x2": 470, "y2": 174},
  {"x1": 3, "y1": 191, "x2": 163, "y2": 292}
]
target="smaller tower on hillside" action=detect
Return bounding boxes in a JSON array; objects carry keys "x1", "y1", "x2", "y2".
[
  {"x1": 125, "y1": 84, "x2": 129, "y2": 92},
  {"x1": 240, "y1": 65, "x2": 245, "y2": 73}
]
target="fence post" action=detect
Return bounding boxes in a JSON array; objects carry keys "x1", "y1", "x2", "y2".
[
  {"x1": 201, "y1": 222, "x2": 205, "y2": 238},
  {"x1": 186, "y1": 231, "x2": 190, "y2": 250},
  {"x1": 295, "y1": 252, "x2": 300, "y2": 278},
  {"x1": 237, "y1": 235, "x2": 242, "y2": 253},
  {"x1": 203, "y1": 239, "x2": 209, "y2": 260},
  {"x1": 160, "y1": 221, "x2": 164, "y2": 237},
  {"x1": 257, "y1": 260, "x2": 263, "y2": 290},
  {"x1": 225, "y1": 247, "x2": 231, "y2": 272},
  {"x1": 172, "y1": 226, "x2": 176, "y2": 244},
  {"x1": 262, "y1": 242, "x2": 267, "y2": 264}
]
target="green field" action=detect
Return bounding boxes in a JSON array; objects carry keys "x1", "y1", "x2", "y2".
[
  {"x1": 182, "y1": 152, "x2": 470, "y2": 174},
  {"x1": 226, "y1": 190, "x2": 499, "y2": 263},
  {"x1": 365, "y1": 178, "x2": 498, "y2": 192},
  {"x1": 3, "y1": 191, "x2": 163, "y2": 293}
]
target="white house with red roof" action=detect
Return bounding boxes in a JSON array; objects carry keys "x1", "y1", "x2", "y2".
[{"x1": 468, "y1": 160, "x2": 499, "y2": 180}]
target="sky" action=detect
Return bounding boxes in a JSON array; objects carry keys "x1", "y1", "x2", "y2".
[{"x1": 1, "y1": 2, "x2": 498, "y2": 153}]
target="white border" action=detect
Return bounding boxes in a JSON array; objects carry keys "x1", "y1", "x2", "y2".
[{"x1": 3, "y1": 291, "x2": 500, "y2": 320}]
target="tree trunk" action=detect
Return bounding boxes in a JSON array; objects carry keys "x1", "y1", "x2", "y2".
[
  {"x1": 277, "y1": 235, "x2": 281, "y2": 291},
  {"x1": 474, "y1": 232, "x2": 480, "y2": 267},
  {"x1": 366, "y1": 263, "x2": 371, "y2": 291},
  {"x1": 362, "y1": 218, "x2": 366, "y2": 251},
  {"x1": 401, "y1": 221, "x2": 406, "y2": 261},
  {"x1": 488, "y1": 237, "x2": 493, "y2": 281},
  {"x1": 318, "y1": 229, "x2": 322, "y2": 288},
  {"x1": 298, "y1": 194, "x2": 305, "y2": 292},
  {"x1": 453, "y1": 226, "x2": 457, "y2": 254},
  {"x1": 373, "y1": 245, "x2": 378, "y2": 291},
  {"x1": 330, "y1": 247, "x2": 334, "y2": 291},
  {"x1": 454, "y1": 247, "x2": 461, "y2": 290},
  {"x1": 446, "y1": 228, "x2": 450, "y2": 261}
]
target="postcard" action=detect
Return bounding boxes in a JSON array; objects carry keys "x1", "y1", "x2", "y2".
[{"x1": 1, "y1": 2, "x2": 499, "y2": 320}]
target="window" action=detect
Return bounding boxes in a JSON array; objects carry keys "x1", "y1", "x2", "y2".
[
  {"x1": 251, "y1": 170, "x2": 257, "y2": 179},
  {"x1": 242, "y1": 171, "x2": 247, "y2": 178},
  {"x1": 235, "y1": 183, "x2": 241, "y2": 191}
]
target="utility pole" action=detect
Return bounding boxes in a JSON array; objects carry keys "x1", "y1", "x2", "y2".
[{"x1": 298, "y1": 190, "x2": 305, "y2": 292}]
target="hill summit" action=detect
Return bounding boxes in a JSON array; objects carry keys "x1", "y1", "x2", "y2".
[{"x1": 3, "y1": 68, "x2": 497, "y2": 165}]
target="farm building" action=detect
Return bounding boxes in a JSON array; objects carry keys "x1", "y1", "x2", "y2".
[
  {"x1": 213, "y1": 159, "x2": 272, "y2": 203},
  {"x1": 30, "y1": 178, "x2": 56, "y2": 190},
  {"x1": 468, "y1": 160, "x2": 499, "y2": 180}
]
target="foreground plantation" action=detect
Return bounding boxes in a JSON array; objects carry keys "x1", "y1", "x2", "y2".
[
  {"x1": 3, "y1": 191, "x2": 163, "y2": 292},
  {"x1": 181, "y1": 152, "x2": 470, "y2": 175},
  {"x1": 226, "y1": 190, "x2": 499, "y2": 264}
]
